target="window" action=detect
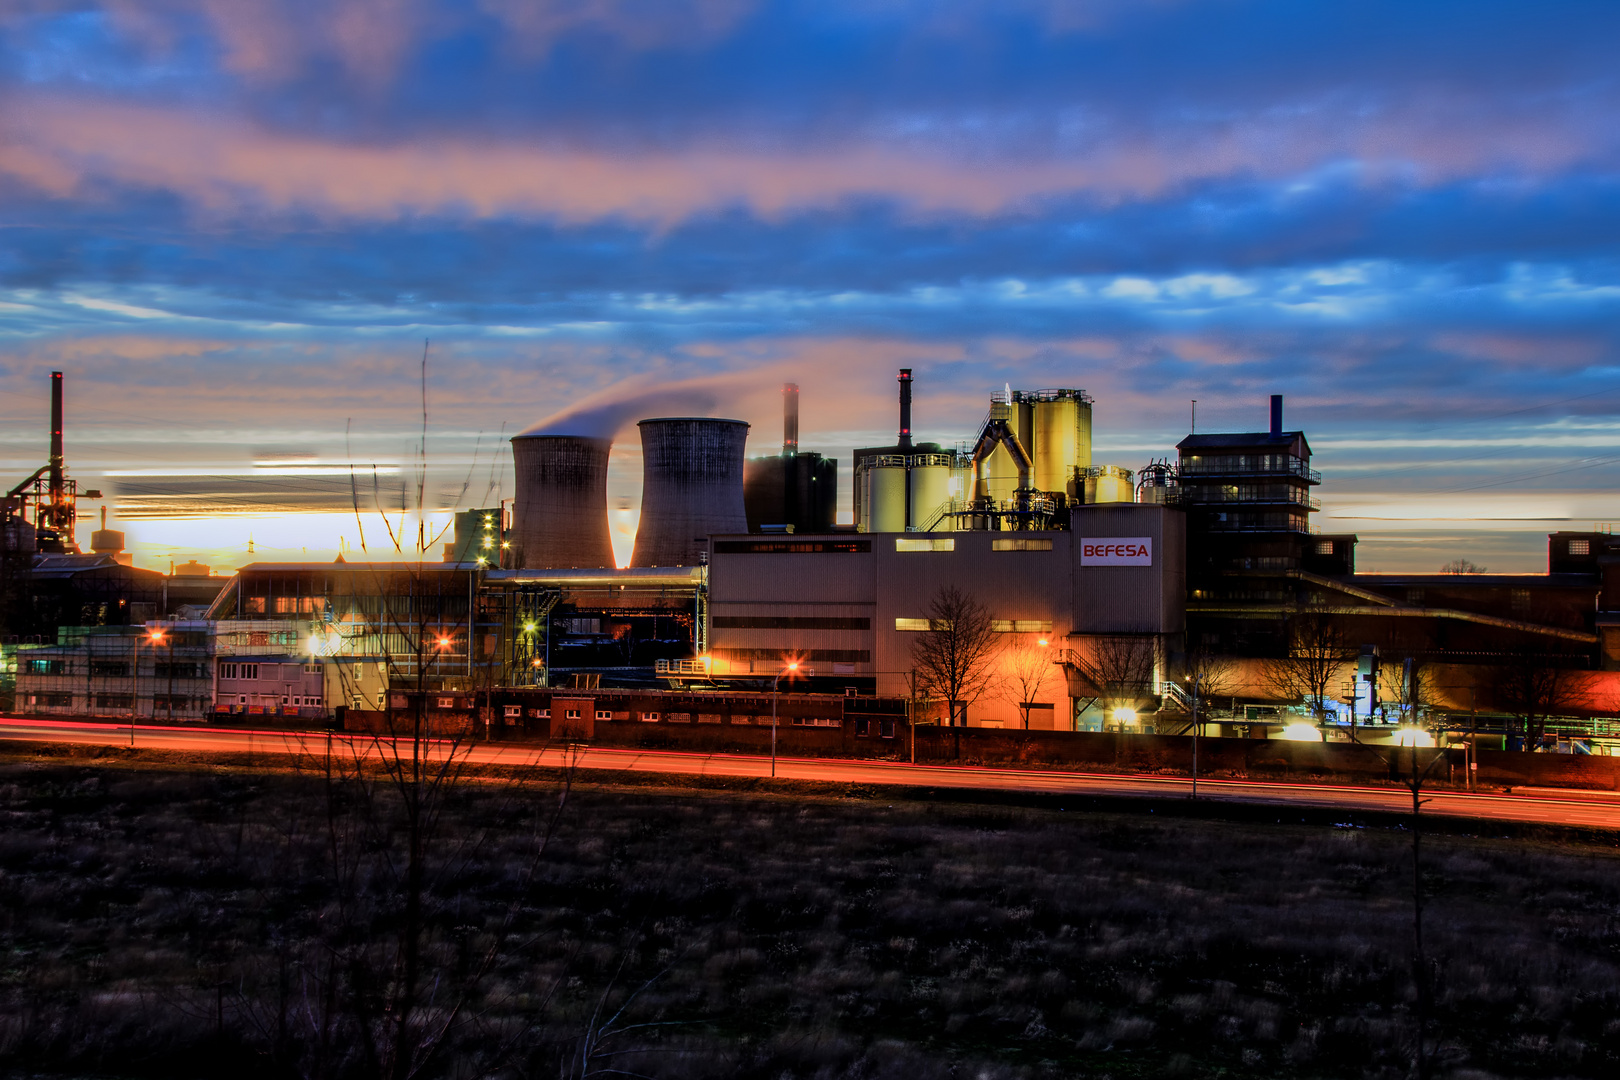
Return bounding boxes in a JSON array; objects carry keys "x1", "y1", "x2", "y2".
[
  {"x1": 352, "y1": 694, "x2": 365, "y2": 708},
  {"x1": 504, "y1": 705, "x2": 522, "y2": 718},
  {"x1": 304, "y1": 662, "x2": 321, "y2": 674},
  {"x1": 992, "y1": 538, "x2": 1052, "y2": 552},
  {"x1": 245, "y1": 596, "x2": 266, "y2": 614},
  {"x1": 220, "y1": 662, "x2": 236, "y2": 680},
  {"x1": 640, "y1": 711, "x2": 660, "y2": 722},
  {"x1": 895, "y1": 537, "x2": 954, "y2": 552},
  {"x1": 238, "y1": 695, "x2": 247, "y2": 704},
  {"x1": 235, "y1": 663, "x2": 258, "y2": 680},
  {"x1": 992, "y1": 620, "x2": 1053, "y2": 633},
  {"x1": 438, "y1": 697, "x2": 455, "y2": 708},
  {"x1": 376, "y1": 691, "x2": 386, "y2": 708},
  {"x1": 1406, "y1": 588, "x2": 1425, "y2": 605},
  {"x1": 25, "y1": 658, "x2": 64, "y2": 675},
  {"x1": 595, "y1": 709, "x2": 613, "y2": 720},
  {"x1": 1511, "y1": 589, "x2": 1532, "y2": 615},
  {"x1": 90, "y1": 660, "x2": 129, "y2": 677},
  {"x1": 565, "y1": 708, "x2": 581, "y2": 720},
  {"x1": 1570, "y1": 538, "x2": 1591, "y2": 555},
  {"x1": 1315, "y1": 540, "x2": 1335, "y2": 555},
  {"x1": 895, "y1": 617, "x2": 936, "y2": 631}
]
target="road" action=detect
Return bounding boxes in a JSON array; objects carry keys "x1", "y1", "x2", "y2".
[{"x1": 4, "y1": 716, "x2": 1619, "y2": 829}]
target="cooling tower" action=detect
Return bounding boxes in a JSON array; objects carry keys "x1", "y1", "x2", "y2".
[
  {"x1": 631, "y1": 418, "x2": 749, "y2": 567},
  {"x1": 511, "y1": 434, "x2": 615, "y2": 569}
]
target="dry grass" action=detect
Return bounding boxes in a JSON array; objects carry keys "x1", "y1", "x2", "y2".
[{"x1": 0, "y1": 754, "x2": 1617, "y2": 1079}]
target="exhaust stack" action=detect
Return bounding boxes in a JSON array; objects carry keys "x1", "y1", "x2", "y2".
[{"x1": 898, "y1": 368, "x2": 913, "y2": 449}]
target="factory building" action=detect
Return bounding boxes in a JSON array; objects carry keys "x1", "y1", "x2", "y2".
[
  {"x1": 742, "y1": 384, "x2": 838, "y2": 534},
  {"x1": 705, "y1": 503, "x2": 1184, "y2": 729}
]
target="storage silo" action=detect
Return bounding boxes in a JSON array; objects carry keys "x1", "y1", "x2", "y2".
[
  {"x1": 864, "y1": 460, "x2": 907, "y2": 533},
  {"x1": 510, "y1": 434, "x2": 615, "y2": 568},
  {"x1": 631, "y1": 418, "x2": 750, "y2": 567},
  {"x1": 1031, "y1": 391, "x2": 1092, "y2": 500},
  {"x1": 908, "y1": 453, "x2": 954, "y2": 532}
]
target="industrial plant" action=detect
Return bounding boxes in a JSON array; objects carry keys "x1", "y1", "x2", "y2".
[{"x1": 6, "y1": 366, "x2": 1620, "y2": 758}]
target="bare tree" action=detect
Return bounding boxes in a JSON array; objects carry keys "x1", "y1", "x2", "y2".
[
  {"x1": 996, "y1": 633, "x2": 1057, "y2": 729},
  {"x1": 1490, "y1": 647, "x2": 1585, "y2": 750},
  {"x1": 909, "y1": 586, "x2": 998, "y2": 727},
  {"x1": 1264, "y1": 606, "x2": 1351, "y2": 723},
  {"x1": 1065, "y1": 634, "x2": 1157, "y2": 728},
  {"x1": 1440, "y1": 558, "x2": 1487, "y2": 575},
  {"x1": 1386, "y1": 654, "x2": 1435, "y2": 726}
]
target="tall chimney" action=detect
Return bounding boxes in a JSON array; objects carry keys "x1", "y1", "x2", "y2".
[
  {"x1": 898, "y1": 368, "x2": 913, "y2": 449},
  {"x1": 49, "y1": 371, "x2": 64, "y2": 500},
  {"x1": 1269, "y1": 394, "x2": 1283, "y2": 438},
  {"x1": 782, "y1": 383, "x2": 799, "y2": 456}
]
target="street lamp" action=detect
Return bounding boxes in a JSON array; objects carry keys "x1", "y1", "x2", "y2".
[
  {"x1": 1186, "y1": 672, "x2": 1202, "y2": 800},
  {"x1": 771, "y1": 660, "x2": 800, "y2": 778},
  {"x1": 131, "y1": 627, "x2": 164, "y2": 746}
]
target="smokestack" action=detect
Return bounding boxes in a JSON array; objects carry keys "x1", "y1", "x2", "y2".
[
  {"x1": 49, "y1": 371, "x2": 64, "y2": 499},
  {"x1": 1270, "y1": 394, "x2": 1283, "y2": 438},
  {"x1": 898, "y1": 368, "x2": 913, "y2": 449},
  {"x1": 631, "y1": 418, "x2": 749, "y2": 567},
  {"x1": 782, "y1": 383, "x2": 799, "y2": 456},
  {"x1": 510, "y1": 434, "x2": 615, "y2": 568}
]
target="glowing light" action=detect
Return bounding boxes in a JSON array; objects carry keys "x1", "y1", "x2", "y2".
[
  {"x1": 1282, "y1": 722, "x2": 1323, "y2": 742},
  {"x1": 1394, "y1": 728, "x2": 1435, "y2": 747},
  {"x1": 437, "y1": 637, "x2": 451, "y2": 649},
  {"x1": 148, "y1": 630, "x2": 164, "y2": 643},
  {"x1": 1112, "y1": 707, "x2": 1137, "y2": 724},
  {"x1": 522, "y1": 621, "x2": 537, "y2": 633},
  {"x1": 1037, "y1": 638, "x2": 1049, "y2": 646},
  {"x1": 787, "y1": 661, "x2": 799, "y2": 671}
]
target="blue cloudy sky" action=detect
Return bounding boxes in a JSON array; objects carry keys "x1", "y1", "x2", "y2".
[{"x1": 3, "y1": 0, "x2": 1619, "y2": 570}]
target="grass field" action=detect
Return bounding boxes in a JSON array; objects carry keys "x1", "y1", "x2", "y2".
[{"x1": 0, "y1": 745, "x2": 1618, "y2": 1079}]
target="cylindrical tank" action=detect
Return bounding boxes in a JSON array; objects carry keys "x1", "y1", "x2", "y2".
[
  {"x1": 511, "y1": 434, "x2": 615, "y2": 568},
  {"x1": 631, "y1": 418, "x2": 750, "y2": 567},
  {"x1": 908, "y1": 457, "x2": 953, "y2": 532},
  {"x1": 1033, "y1": 397, "x2": 1079, "y2": 498},
  {"x1": 866, "y1": 463, "x2": 907, "y2": 533},
  {"x1": 1083, "y1": 465, "x2": 1136, "y2": 504}
]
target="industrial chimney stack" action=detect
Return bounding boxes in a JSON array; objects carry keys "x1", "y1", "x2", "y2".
[
  {"x1": 783, "y1": 383, "x2": 799, "y2": 456},
  {"x1": 1270, "y1": 394, "x2": 1284, "y2": 438},
  {"x1": 898, "y1": 368, "x2": 913, "y2": 449}
]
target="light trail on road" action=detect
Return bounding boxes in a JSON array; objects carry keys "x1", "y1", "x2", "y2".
[{"x1": 4, "y1": 717, "x2": 1619, "y2": 829}]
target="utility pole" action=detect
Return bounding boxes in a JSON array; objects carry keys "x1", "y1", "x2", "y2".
[{"x1": 1188, "y1": 673, "x2": 1202, "y2": 800}]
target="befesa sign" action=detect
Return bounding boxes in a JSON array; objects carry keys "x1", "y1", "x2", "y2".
[{"x1": 1080, "y1": 537, "x2": 1153, "y2": 566}]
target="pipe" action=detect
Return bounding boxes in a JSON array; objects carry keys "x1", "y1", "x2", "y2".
[{"x1": 1270, "y1": 394, "x2": 1283, "y2": 438}]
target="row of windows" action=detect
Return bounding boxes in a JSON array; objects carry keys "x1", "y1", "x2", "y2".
[
  {"x1": 543, "y1": 706, "x2": 845, "y2": 727},
  {"x1": 714, "y1": 539, "x2": 871, "y2": 554},
  {"x1": 894, "y1": 618, "x2": 1053, "y2": 633},
  {"x1": 713, "y1": 616, "x2": 871, "y2": 630},
  {"x1": 711, "y1": 648, "x2": 871, "y2": 663}
]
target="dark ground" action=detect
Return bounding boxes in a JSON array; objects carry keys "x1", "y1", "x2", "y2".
[{"x1": 0, "y1": 745, "x2": 1617, "y2": 1079}]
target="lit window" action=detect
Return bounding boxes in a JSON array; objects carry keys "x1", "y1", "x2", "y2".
[
  {"x1": 992, "y1": 538, "x2": 1053, "y2": 552},
  {"x1": 1315, "y1": 540, "x2": 1335, "y2": 555},
  {"x1": 438, "y1": 697, "x2": 454, "y2": 708},
  {"x1": 895, "y1": 617, "x2": 937, "y2": 631},
  {"x1": 895, "y1": 537, "x2": 955, "y2": 552},
  {"x1": 1570, "y1": 539, "x2": 1591, "y2": 555},
  {"x1": 992, "y1": 619, "x2": 1053, "y2": 633}
]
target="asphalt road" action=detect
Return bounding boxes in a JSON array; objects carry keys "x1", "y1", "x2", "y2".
[{"x1": 4, "y1": 716, "x2": 1619, "y2": 830}]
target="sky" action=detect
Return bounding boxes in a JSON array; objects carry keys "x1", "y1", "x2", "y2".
[{"x1": 3, "y1": 0, "x2": 1619, "y2": 573}]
